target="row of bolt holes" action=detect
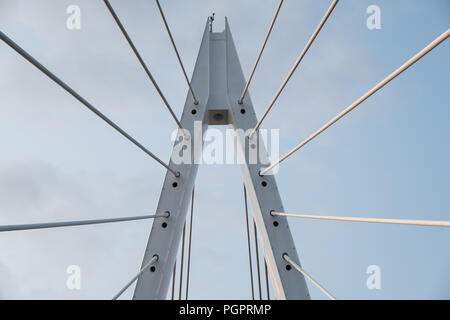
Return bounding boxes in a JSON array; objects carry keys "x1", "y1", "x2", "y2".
[
  {"x1": 149, "y1": 108, "x2": 290, "y2": 272},
  {"x1": 158, "y1": 182, "x2": 182, "y2": 232},
  {"x1": 158, "y1": 119, "x2": 290, "y2": 271},
  {"x1": 259, "y1": 180, "x2": 289, "y2": 269}
]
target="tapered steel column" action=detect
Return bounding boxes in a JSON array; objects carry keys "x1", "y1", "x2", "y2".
[{"x1": 133, "y1": 18, "x2": 310, "y2": 300}]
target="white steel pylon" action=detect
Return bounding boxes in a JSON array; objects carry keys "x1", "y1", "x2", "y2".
[{"x1": 133, "y1": 18, "x2": 310, "y2": 300}]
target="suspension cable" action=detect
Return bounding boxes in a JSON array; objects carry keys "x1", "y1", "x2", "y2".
[
  {"x1": 171, "y1": 260, "x2": 176, "y2": 300},
  {"x1": 112, "y1": 254, "x2": 158, "y2": 300},
  {"x1": 243, "y1": 185, "x2": 255, "y2": 300},
  {"x1": 250, "y1": 0, "x2": 339, "y2": 138},
  {"x1": 260, "y1": 29, "x2": 450, "y2": 175},
  {"x1": 283, "y1": 254, "x2": 336, "y2": 300},
  {"x1": 253, "y1": 221, "x2": 263, "y2": 300},
  {"x1": 272, "y1": 212, "x2": 450, "y2": 227},
  {"x1": 0, "y1": 31, "x2": 180, "y2": 178},
  {"x1": 185, "y1": 187, "x2": 195, "y2": 299},
  {"x1": 238, "y1": 0, "x2": 284, "y2": 105},
  {"x1": 155, "y1": 0, "x2": 198, "y2": 105},
  {"x1": 264, "y1": 260, "x2": 270, "y2": 300},
  {"x1": 178, "y1": 223, "x2": 186, "y2": 299},
  {"x1": 0, "y1": 213, "x2": 169, "y2": 232},
  {"x1": 103, "y1": 0, "x2": 183, "y2": 129}
]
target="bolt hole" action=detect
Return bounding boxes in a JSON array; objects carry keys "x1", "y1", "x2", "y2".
[
  {"x1": 261, "y1": 181, "x2": 267, "y2": 187},
  {"x1": 162, "y1": 222, "x2": 168, "y2": 228},
  {"x1": 286, "y1": 265, "x2": 292, "y2": 271},
  {"x1": 273, "y1": 221, "x2": 279, "y2": 227},
  {"x1": 240, "y1": 109, "x2": 246, "y2": 114},
  {"x1": 191, "y1": 109, "x2": 197, "y2": 115},
  {"x1": 172, "y1": 182, "x2": 178, "y2": 188},
  {"x1": 150, "y1": 266, "x2": 156, "y2": 272}
]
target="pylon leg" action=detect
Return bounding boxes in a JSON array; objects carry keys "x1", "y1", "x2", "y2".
[{"x1": 133, "y1": 18, "x2": 310, "y2": 300}]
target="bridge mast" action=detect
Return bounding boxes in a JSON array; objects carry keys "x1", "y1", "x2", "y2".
[{"x1": 133, "y1": 18, "x2": 310, "y2": 300}]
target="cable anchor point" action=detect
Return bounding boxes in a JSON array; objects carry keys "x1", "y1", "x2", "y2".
[{"x1": 209, "y1": 12, "x2": 215, "y2": 32}]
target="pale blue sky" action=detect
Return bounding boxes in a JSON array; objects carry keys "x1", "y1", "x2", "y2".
[{"x1": 0, "y1": 0, "x2": 449, "y2": 299}]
